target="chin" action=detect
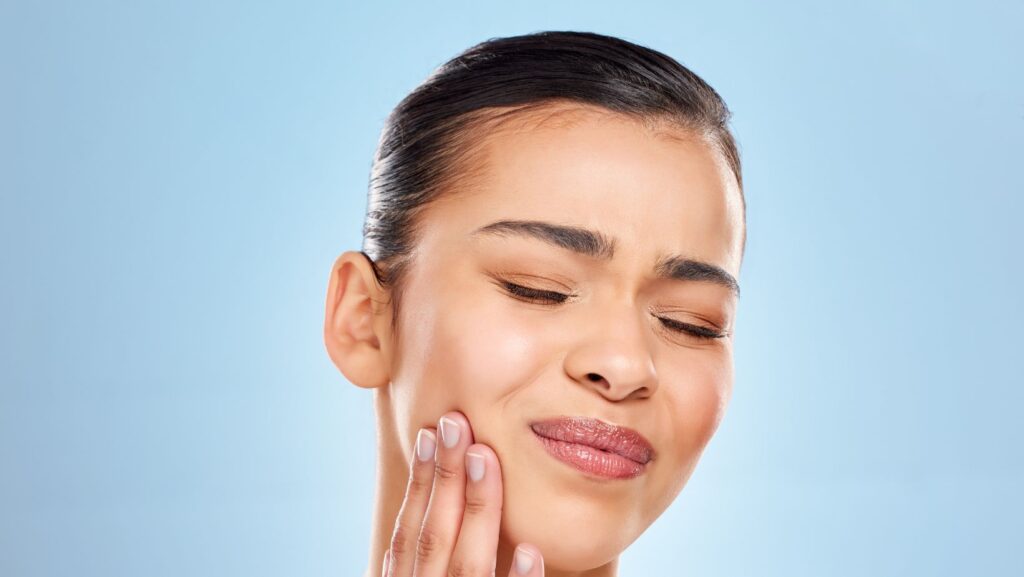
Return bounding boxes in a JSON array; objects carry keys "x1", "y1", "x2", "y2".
[{"x1": 499, "y1": 488, "x2": 642, "y2": 571}]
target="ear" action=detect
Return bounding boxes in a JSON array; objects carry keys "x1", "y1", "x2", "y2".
[{"x1": 323, "y1": 250, "x2": 393, "y2": 389}]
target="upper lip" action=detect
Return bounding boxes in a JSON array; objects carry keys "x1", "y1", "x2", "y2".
[{"x1": 530, "y1": 416, "x2": 655, "y2": 464}]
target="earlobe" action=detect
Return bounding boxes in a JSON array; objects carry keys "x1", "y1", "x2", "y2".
[{"x1": 323, "y1": 250, "x2": 393, "y2": 389}]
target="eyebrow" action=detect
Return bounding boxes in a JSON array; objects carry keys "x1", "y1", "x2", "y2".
[{"x1": 471, "y1": 219, "x2": 740, "y2": 298}]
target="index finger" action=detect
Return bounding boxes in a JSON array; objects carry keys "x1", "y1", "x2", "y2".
[{"x1": 412, "y1": 411, "x2": 475, "y2": 576}]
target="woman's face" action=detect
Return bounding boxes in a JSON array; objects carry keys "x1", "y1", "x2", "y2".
[{"x1": 386, "y1": 105, "x2": 744, "y2": 569}]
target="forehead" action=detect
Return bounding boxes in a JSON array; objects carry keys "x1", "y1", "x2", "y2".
[{"x1": 426, "y1": 103, "x2": 745, "y2": 277}]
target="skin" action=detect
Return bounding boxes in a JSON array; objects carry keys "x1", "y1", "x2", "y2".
[{"x1": 324, "y1": 103, "x2": 745, "y2": 576}]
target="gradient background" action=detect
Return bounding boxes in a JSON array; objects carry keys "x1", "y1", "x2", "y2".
[{"x1": 3, "y1": 1, "x2": 1022, "y2": 575}]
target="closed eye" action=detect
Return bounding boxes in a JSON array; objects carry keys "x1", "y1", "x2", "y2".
[
  {"x1": 656, "y1": 316, "x2": 727, "y2": 341},
  {"x1": 497, "y1": 280, "x2": 726, "y2": 341},
  {"x1": 499, "y1": 281, "x2": 572, "y2": 304}
]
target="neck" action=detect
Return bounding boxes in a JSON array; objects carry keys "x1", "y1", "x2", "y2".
[{"x1": 362, "y1": 387, "x2": 619, "y2": 577}]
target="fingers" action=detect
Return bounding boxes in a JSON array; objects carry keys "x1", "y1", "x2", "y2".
[
  {"x1": 448, "y1": 444, "x2": 504, "y2": 576},
  {"x1": 412, "y1": 411, "x2": 476, "y2": 577},
  {"x1": 508, "y1": 544, "x2": 545, "y2": 577},
  {"x1": 385, "y1": 410, "x2": 543, "y2": 577},
  {"x1": 387, "y1": 426, "x2": 439, "y2": 577}
]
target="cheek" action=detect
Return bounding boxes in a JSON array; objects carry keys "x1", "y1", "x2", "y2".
[
  {"x1": 654, "y1": 355, "x2": 733, "y2": 502},
  {"x1": 598, "y1": 356, "x2": 731, "y2": 541},
  {"x1": 671, "y1": 356, "x2": 732, "y2": 452},
  {"x1": 442, "y1": 312, "x2": 534, "y2": 393},
  {"x1": 402, "y1": 291, "x2": 552, "y2": 435}
]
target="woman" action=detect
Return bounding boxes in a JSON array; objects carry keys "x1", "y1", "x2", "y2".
[{"x1": 324, "y1": 30, "x2": 746, "y2": 577}]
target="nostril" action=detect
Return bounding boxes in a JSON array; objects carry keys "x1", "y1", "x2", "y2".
[{"x1": 586, "y1": 373, "x2": 603, "y2": 383}]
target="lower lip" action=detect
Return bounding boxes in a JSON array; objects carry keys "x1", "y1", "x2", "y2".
[{"x1": 532, "y1": 431, "x2": 646, "y2": 479}]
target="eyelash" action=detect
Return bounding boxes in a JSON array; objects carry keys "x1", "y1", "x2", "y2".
[{"x1": 498, "y1": 281, "x2": 726, "y2": 341}]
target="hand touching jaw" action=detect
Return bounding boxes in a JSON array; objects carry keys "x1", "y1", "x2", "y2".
[{"x1": 383, "y1": 410, "x2": 545, "y2": 577}]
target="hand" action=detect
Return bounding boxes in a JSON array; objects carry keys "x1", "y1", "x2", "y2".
[{"x1": 382, "y1": 410, "x2": 544, "y2": 576}]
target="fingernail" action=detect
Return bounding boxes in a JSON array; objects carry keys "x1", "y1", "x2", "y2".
[
  {"x1": 382, "y1": 548, "x2": 390, "y2": 577},
  {"x1": 439, "y1": 417, "x2": 460, "y2": 448},
  {"x1": 514, "y1": 546, "x2": 535, "y2": 575},
  {"x1": 416, "y1": 429, "x2": 435, "y2": 462},
  {"x1": 466, "y1": 451, "x2": 485, "y2": 482}
]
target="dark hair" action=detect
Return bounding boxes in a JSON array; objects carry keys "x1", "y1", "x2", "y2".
[{"x1": 361, "y1": 30, "x2": 744, "y2": 335}]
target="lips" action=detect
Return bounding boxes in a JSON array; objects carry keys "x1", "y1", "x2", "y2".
[{"x1": 530, "y1": 416, "x2": 655, "y2": 465}]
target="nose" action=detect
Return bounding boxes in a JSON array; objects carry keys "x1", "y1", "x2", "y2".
[{"x1": 563, "y1": 303, "x2": 659, "y2": 402}]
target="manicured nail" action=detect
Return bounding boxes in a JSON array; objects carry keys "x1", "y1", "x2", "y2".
[
  {"x1": 439, "y1": 417, "x2": 460, "y2": 448},
  {"x1": 416, "y1": 429, "x2": 435, "y2": 462},
  {"x1": 466, "y1": 451, "x2": 485, "y2": 482},
  {"x1": 381, "y1": 549, "x2": 390, "y2": 576},
  {"x1": 514, "y1": 546, "x2": 535, "y2": 575}
]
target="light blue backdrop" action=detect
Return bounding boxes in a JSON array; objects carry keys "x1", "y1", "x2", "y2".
[{"x1": 3, "y1": 1, "x2": 1021, "y2": 575}]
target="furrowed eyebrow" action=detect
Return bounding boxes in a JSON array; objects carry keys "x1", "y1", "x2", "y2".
[
  {"x1": 654, "y1": 255, "x2": 740, "y2": 298},
  {"x1": 472, "y1": 219, "x2": 615, "y2": 259},
  {"x1": 471, "y1": 219, "x2": 740, "y2": 298}
]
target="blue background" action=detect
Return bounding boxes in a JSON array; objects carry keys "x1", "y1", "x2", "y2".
[{"x1": 3, "y1": 1, "x2": 1022, "y2": 575}]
